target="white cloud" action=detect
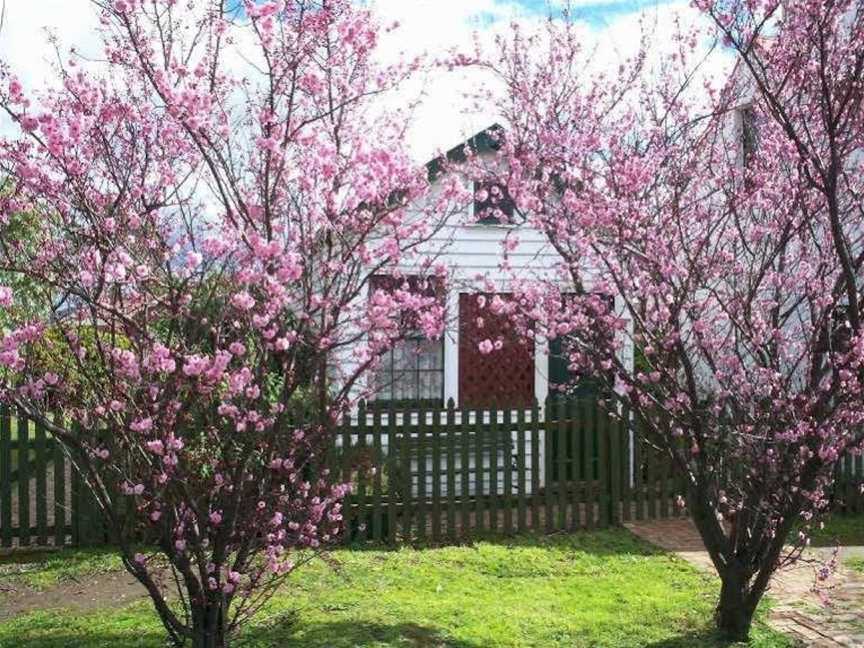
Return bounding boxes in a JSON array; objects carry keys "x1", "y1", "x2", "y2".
[
  {"x1": 0, "y1": 0, "x2": 728, "y2": 159},
  {"x1": 369, "y1": 0, "x2": 730, "y2": 162},
  {"x1": 0, "y1": 0, "x2": 99, "y2": 134},
  {"x1": 0, "y1": 0, "x2": 99, "y2": 89}
]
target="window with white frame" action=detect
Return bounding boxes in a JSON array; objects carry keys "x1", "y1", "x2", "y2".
[{"x1": 370, "y1": 275, "x2": 445, "y2": 406}]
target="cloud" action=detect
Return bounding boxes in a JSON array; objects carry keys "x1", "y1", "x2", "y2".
[
  {"x1": 0, "y1": 0, "x2": 99, "y2": 134},
  {"x1": 0, "y1": 0, "x2": 99, "y2": 90},
  {"x1": 369, "y1": 0, "x2": 726, "y2": 162},
  {"x1": 0, "y1": 1, "x2": 726, "y2": 160}
]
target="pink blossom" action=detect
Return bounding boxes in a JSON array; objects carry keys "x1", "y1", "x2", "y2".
[
  {"x1": 231, "y1": 292, "x2": 255, "y2": 311},
  {"x1": 186, "y1": 251, "x2": 203, "y2": 269},
  {"x1": 145, "y1": 440, "x2": 164, "y2": 455},
  {"x1": 130, "y1": 417, "x2": 153, "y2": 432}
]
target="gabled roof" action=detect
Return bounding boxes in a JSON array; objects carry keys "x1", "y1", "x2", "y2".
[{"x1": 426, "y1": 123, "x2": 505, "y2": 182}]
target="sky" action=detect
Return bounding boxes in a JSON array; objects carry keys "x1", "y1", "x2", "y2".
[{"x1": 0, "y1": 0, "x2": 714, "y2": 160}]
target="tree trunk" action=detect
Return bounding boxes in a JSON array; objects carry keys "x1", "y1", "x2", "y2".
[
  {"x1": 715, "y1": 567, "x2": 756, "y2": 642},
  {"x1": 190, "y1": 601, "x2": 229, "y2": 648}
]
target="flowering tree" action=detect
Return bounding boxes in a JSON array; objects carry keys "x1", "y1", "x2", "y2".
[
  {"x1": 0, "y1": 1, "x2": 451, "y2": 646},
  {"x1": 470, "y1": 1, "x2": 864, "y2": 640}
]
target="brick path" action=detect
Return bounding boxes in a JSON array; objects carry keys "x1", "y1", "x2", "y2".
[{"x1": 625, "y1": 519, "x2": 864, "y2": 648}]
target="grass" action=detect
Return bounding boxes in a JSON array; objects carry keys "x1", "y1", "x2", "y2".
[
  {"x1": 0, "y1": 530, "x2": 794, "y2": 648},
  {"x1": 845, "y1": 557, "x2": 864, "y2": 574},
  {"x1": 0, "y1": 547, "x2": 123, "y2": 590},
  {"x1": 809, "y1": 513, "x2": 864, "y2": 547}
]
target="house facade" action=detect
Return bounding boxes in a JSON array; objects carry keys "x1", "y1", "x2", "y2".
[{"x1": 365, "y1": 126, "x2": 633, "y2": 410}]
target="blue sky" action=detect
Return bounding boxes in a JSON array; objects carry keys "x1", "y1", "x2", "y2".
[{"x1": 510, "y1": 0, "x2": 678, "y2": 27}]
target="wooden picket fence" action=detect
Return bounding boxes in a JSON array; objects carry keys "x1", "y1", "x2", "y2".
[
  {"x1": 1, "y1": 400, "x2": 862, "y2": 548},
  {"x1": 0, "y1": 407, "x2": 105, "y2": 548},
  {"x1": 338, "y1": 398, "x2": 650, "y2": 544}
]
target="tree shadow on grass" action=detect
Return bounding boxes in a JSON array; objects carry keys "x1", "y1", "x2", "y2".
[
  {"x1": 9, "y1": 630, "x2": 164, "y2": 648},
  {"x1": 8, "y1": 621, "x2": 483, "y2": 648},
  {"x1": 642, "y1": 628, "x2": 800, "y2": 648},
  {"x1": 343, "y1": 526, "x2": 666, "y2": 559},
  {"x1": 643, "y1": 632, "x2": 740, "y2": 648},
  {"x1": 242, "y1": 615, "x2": 485, "y2": 648}
]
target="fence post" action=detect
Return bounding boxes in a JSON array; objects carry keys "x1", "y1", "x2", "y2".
[
  {"x1": 646, "y1": 427, "x2": 657, "y2": 520},
  {"x1": 530, "y1": 400, "x2": 541, "y2": 530},
  {"x1": 620, "y1": 404, "x2": 632, "y2": 523},
  {"x1": 399, "y1": 406, "x2": 412, "y2": 540},
  {"x1": 503, "y1": 405, "x2": 513, "y2": 534},
  {"x1": 555, "y1": 398, "x2": 567, "y2": 530},
  {"x1": 582, "y1": 399, "x2": 595, "y2": 530},
  {"x1": 856, "y1": 453, "x2": 864, "y2": 514},
  {"x1": 18, "y1": 410, "x2": 31, "y2": 546},
  {"x1": 488, "y1": 402, "x2": 499, "y2": 533},
  {"x1": 474, "y1": 405, "x2": 486, "y2": 534},
  {"x1": 356, "y1": 400, "x2": 368, "y2": 541},
  {"x1": 574, "y1": 398, "x2": 586, "y2": 529},
  {"x1": 431, "y1": 404, "x2": 443, "y2": 543},
  {"x1": 386, "y1": 402, "x2": 398, "y2": 545},
  {"x1": 597, "y1": 401, "x2": 610, "y2": 528},
  {"x1": 608, "y1": 406, "x2": 621, "y2": 526},
  {"x1": 543, "y1": 397, "x2": 554, "y2": 533},
  {"x1": 35, "y1": 418, "x2": 48, "y2": 545},
  {"x1": 658, "y1": 411, "x2": 670, "y2": 520},
  {"x1": 53, "y1": 413, "x2": 67, "y2": 547},
  {"x1": 340, "y1": 408, "x2": 353, "y2": 540},
  {"x1": 516, "y1": 406, "x2": 527, "y2": 533},
  {"x1": 0, "y1": 406, "x2": 11, "y2": 547},
  {"x1": 459, "y1": 400, "x2": 470, "y2": 538},
  {"x1": 372, "y1": 404, "x2": 383, "y2": 542},
  {"x1": 417, "y1": 401, "x2": 427, "y2": 542},
  {"x1": 445, "y1": 399, "x2": 456, "y2": 540}
]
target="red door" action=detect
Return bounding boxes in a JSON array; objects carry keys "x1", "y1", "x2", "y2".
[{"x1": 458, "y1": 293, "x2": 535, "y2": 408}]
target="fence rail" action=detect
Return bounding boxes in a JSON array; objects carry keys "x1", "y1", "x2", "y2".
[{"x1": 1, "y1": 401, "x2": 862, "y2": 548}]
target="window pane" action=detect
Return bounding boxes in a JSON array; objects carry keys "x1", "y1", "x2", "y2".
[
  {"x1": 417, "y1": 339, "x2": 442, "y2": 370},
  {"x1": 393, "y1": 342, "x2": 415, "y2": 372},
  {"x1": 373, "y1": 337, "x2": 443, "y2": 403},
  {"x1": 393, "y1": 369, "x2": 417, "y2": 401},
  {"x1": 419, "y1": 371, "x2": 443, "y2": 401},
  {"x1": 373, "y1": 349, "x2": 394, "y2": 400}
]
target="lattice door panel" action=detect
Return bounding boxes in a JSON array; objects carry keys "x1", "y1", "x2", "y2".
[{"x1": 458, "y1": 293, "x2": 534, "y2": 408}]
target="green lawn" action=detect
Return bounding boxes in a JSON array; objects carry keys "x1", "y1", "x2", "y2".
[
  {"x1": 0, "y1": 546, "x2": 124, "y2": 590},
  {"x1": 810, "y1": 513, "x2": 864, "y2": 547},
  {"x1": 845, "y1": 557, "x2": 864, "y2": 574},
  {"x1": 0, "y1": 530, "x2": 793, "y2": 648}
]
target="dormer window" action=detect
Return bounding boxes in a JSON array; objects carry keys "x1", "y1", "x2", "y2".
[
  {"x1": 740, "y1": 105, "x2": 759, "y2": 168},
  {"x1": 473, "y1": 181, "x2": 515, "y2": 225}
]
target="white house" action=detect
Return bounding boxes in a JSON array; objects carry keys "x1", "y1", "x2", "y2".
[
  {"x1": 364, "y1": 125, "x2": 633, "y2": 412},
  {"x1": 341, "y1": 125, "x2": 634, "y2": 500}
]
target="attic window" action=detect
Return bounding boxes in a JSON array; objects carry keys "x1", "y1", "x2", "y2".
[
  {"x1": 741, "y1": 106, "x2": 759, "y2": 168},
  {"x1": 473, "y1": 181, "x2": 515, "y2": 225}
]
